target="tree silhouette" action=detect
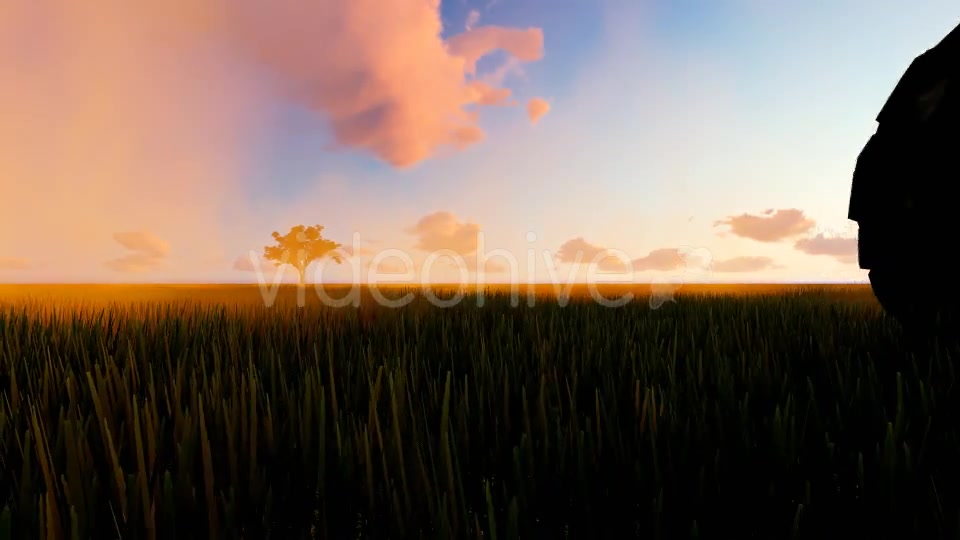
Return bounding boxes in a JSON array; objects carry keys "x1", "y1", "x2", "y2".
[{"x1": 263, "y1": 225, "x2": 343, "y2": 286}]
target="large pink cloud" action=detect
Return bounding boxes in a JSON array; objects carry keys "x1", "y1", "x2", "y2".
[
  {"x1": 206, "y1": 2, "x2": 546, "y2": 167},
  {"x1": 0, "y1": 0, "x2": 548, "y2": 280}
]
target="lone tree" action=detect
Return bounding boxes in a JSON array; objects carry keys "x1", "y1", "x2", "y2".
[{"x1": 263, "y1": 225, "x2": 343, "y2": 287}]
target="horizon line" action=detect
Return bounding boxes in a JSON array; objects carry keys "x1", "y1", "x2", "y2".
[{"x1": 0, "y1": 281, "x2": 871, "y2": 287}]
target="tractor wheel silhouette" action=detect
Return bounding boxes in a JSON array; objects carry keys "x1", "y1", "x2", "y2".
[
  {"x1": 868, "y1": 266, "x2": 960, "y2": 340},
  {"x1": 848, "y1": 20, "x2": 960, "y2": 343}
]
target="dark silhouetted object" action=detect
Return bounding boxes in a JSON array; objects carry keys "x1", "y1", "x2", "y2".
[{"x1": 849, "y1": 21, "x2": 960, "y2": 337}]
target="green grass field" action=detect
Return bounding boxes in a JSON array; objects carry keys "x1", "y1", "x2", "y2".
[{"x1": 1, "y1": 284, "x2": 958, "y2": 539}]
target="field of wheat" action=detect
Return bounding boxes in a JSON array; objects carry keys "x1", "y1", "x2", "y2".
[{"x1": 0, "y1": 284, "x2": 958, "y2": 539}]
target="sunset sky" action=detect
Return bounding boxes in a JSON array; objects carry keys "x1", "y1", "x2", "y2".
[{"x1": 1, "y1": 0, "x2": 956, "y2": 284}]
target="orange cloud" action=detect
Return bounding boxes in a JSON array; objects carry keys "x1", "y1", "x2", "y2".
[
  {"x1": 527, "y1": 97, "x2": 551, "y2": 124},
  {"x1": 556, "y1": 237, "x2": 607, "y2": 263},
  {"x1": 714, "y1": 208, "x2": 815, "y2": 242},
  {"x1": 446, "y1": 26, "x2": 544, "y2": 75},
  {"x1": 210, "y1": 4, "x2": 545, "y2": 167},
  {"x1": 113, "y1": 232, "x2": 169, "y2": 258},
  {"x1": 468, "y1": 81, "x2": 514, "y2": 106},
  {"x1": 556, "y1": 239, "x2": 685, "y2": 272},
  {"x1": 406, "y1": 211, "x2": 509, "y2": 274},
  {"x1": 555, "y1": 238, "x2": 780, "y2": 275},
  {"x1": 630, "y1": 248, "x2": 685, "y2": 272},
  {"x1": 408, "y1": 211, "x2": 483, "y2": 254},
  {"x1": 105, "y1": 232, "x2": 169, "y2": 273},
  {"x1": 794, "y1": 234, "x2": 858, "y2": 264},
  {"x1": 712, "y1": 256, "x2": 780, "y2": 272},
  {"x1": 556, "y1": 237, "x2": 625, "y2": 271},
  {"x1": 0, "y1": 257, "x2": 32, "y2": 271}
]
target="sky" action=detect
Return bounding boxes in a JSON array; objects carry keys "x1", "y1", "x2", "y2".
[{"x1": 1, "y1": 0, "x2": 957, "y2": 285}]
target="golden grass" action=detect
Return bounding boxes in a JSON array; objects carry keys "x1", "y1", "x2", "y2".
[{"x1": 0, "y1": 283, "x2": 875, "y2": 307}]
